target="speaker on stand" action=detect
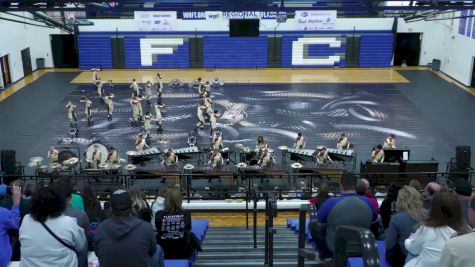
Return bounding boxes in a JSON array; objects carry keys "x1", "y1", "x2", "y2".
[{"x1": 448, "y1": 146, "x2": 472, "y2": 184}]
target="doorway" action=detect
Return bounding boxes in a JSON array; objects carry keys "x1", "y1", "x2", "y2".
[
  {"x1": 51, "y1": 34, "x2": 78, "y2": 68},
  {"x1": 0, "y1": 55, "x2": 12, "y2": 88},
  {"x1": 21, "y1": 48, "x2": 33, "y2": 76},
  {"x1": 471, "y1": 57, "x2": 475, "y2": 87},
  {"x1": 394, "y1": 33, "x2": 422, "y2": 66}
]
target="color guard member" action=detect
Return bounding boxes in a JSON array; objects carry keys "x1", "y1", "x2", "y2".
[
  {"x1": 337, "y1": 133, "x2": 349, "y2": 150},
  {"x1": 66, "y1": 101, "x2": 77, "y2": 127},
  {"x1": 104, "y1": 93, "x2": 114, "y2": 121},
  {"x1": 47, "y1": 146, "x2": 59, "y2": 163},
  {"x1": 162, "y1": 149, "x2": 178, "y2": 166},
  {"x1": 314, "y1": 146, "x2": 333, "y2": 165},
  {"x1": 383, "y1": 134, "x2": 396, "y2": 149},
  {"x1": 294, "y1": 132, "x2": 305, "y2": 149},
  {"x1": 135, "y1": 134, "x2": 149, "y2": 151},
  {"x1": 372, "y1": 144, "x2": 385, "y2": 163},
  {"x1": 208, "y1": 149, "x2": 224, "y2": 168}
]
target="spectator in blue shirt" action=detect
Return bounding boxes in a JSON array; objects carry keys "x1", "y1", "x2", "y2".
[{"x1": 0, "y1": 185, "x2": 21, "y2": 267}]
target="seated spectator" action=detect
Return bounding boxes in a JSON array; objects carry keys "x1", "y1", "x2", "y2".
[
  {"x1": 310, "y1": 182, "x2": 330, "y2": 210},
  {"x1": 358, "y1": 178, "x2": 380, "y2": 213},
  {"x1": 404, "y1": 192, "x2": 471, "y2": 267},
  {"x1": 0, "y1": 180, "x2": 33, "y2": 219},
  {"x1": 57, "y1": 177, "x2": 84, "y2": 211},
  {"x1": 439, "y1": 194, "x2": 475, "y2": 267},
  {"x1": 380, "y1": 182, "x2": 402, "y2": 229},
  {"x1": 155, "y1": 188, "x2": 196, "y2": 259},
  {"x1": 408, "y1": 179, "x2": 423, "y2": 192},
  {"x1": 453, "y1": 180, "x2": 472, "y2": 222},
  {"x1": 0, "y1": 185, "x2": 21, "y2": 267},
  {"x1": 19, "y1": 186, "x2": 86, "y2": 267},
  {"x1": 51, "y1": 181, "x2": 92, "y2": 267},
  {"x1": 385, "y1": 186, "x2": 424, "y2": 267},
  {"x1": 151, "y1": 187, "x2": 168, "y2": 230},
  {"x1": 422, "y1": 182, "x2": 443, "y2": 210},
  {"x1": 83, "y1": 184, "x2": 105, "y2": 222},
  {"x1": 130, "y1": 186, "x2": 152, "y2": 222},
  {"x1": 94, "y1": 190, "x2": 164, "y2": 267},
  {"x1": 315, "y1": 173, "x2": 378, "y2": 260}
]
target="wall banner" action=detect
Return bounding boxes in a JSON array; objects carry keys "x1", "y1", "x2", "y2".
[
  {"x1": 134, "y1": 11, "x2": 177, "y2": 31},
  {"x1": 294, "y1": 10, "x2": 337, "y2": 30},
  {"x1": 181, "y1": 11, "x2": 286, "y2": 20}
]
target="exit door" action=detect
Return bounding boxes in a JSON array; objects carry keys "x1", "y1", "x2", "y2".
[
  {"x1": 21, "y1": 48, "x2": 33, "y2": 76},
  {"x1": 0, "y1": 55, "x2": 12, "y2": 88}
]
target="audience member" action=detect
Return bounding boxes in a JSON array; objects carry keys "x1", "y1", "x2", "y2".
[
  {"x1": 422, "y1": 182, "x2": 442, "y2": 210},
  {"x1": 83, "y1": 184, "x2": 105, "y2": 222},
  {"x1": 94, "y1": 190, "x2": 164, "y2": 267},
  {"x1": 19, "y1": 186, "x2": 86, "y2": 267},
  {"x1": 57, "y1": 177, "x2": 84, "y2": 211},
  {"x1": 129, "y1": 186, "x2": 152, "y2": 222},
  {"x1": 408, "y1": 179, "x2": 423, "y2": 192},
  {"x1": 0, "y1": 180, "x2": 33, "y2": 219},
  {"x1": 385, "y1": 186, "x2": 424, "y2": 267},
  {"x1": 311, "y1": 183, "x2": 330, "y2": 210},
  {"x1": 358, "y1": 179, "x2": 380, "y2": 213},
  {"x1": 439, "y1": 194, "x2": 475, "y2": 267},
  {"x1": 380, "y1": 182, "x2": 402, "y2": 229},
  {"x1": 151, "y1": 187, "x2": 168, "y2": 230},
  {"x1": 453, "y1": 180, "x2": 472, "y2": 222},
  {"x1": 316, "y1": 173, "x2": 378, "y2": 259},
  {"x1": 155, "y1": 188, "x2": 196, "y2": 259},
  {"x1": 404, "y1": 192, "x2": 470, "y2": 267},
  {"x1": 0, "y1": 185, "x2": 21, "y2": 267},
  {"x1": 51, "y1": 181, "x2": 92, "y2": 267}
]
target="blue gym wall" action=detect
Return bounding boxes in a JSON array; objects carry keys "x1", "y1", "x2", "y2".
[{"x1": 78, "y1": 31, "x2": 393, "y2": 69}]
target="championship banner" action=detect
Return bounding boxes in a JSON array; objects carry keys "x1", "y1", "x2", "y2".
[
  {"x1": 134, "y1": 11, "x2": 177, "y2": 31},
  {"x1": 295, "y1": 10, "x2": 337, "y2": 30}
]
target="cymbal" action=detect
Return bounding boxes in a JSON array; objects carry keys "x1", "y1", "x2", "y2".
[
  {"x1": 291, "y1": 162, "x2": 303, "y2": 169},
  {"x1": 28, "y1": 162, "x2": 36, "y2": 167},
  {"x1": 119, "y1": 158, "x2": 127, "y2": 163},
  {"x1": 234, "y1": 143, "x2": 244, "y2": 148},
  {"x1": 126, "y1": 151, "x2": 137, "y2": 156},
  {"x1": 184, "y1": 164, "x2": 195, "y2": 170},
  {"x1": 68, "y1": 157, "x2": 79, "y2": 165},
  {"x1": 278, "y1": 146, "x2": 289, "y2": 151},
  {"x1": 99, "y1": 163, "x2": 109, "y2": 169},
  {"x1": 236, "y1": 162, "x2": 247, "y2": 168},
  {"x1": 29, "y1": 157, "x2": 43, "y2": 163},
  {"x1": 126, "y1": 164, "x2": 136, "y2": 171},
  {"x1": 158, "y1": 140, "x2": 169, "y2": 144},
  {"x1": 51, "y1": 163, "x2": 62, "y2": 169},
  {"x1": 111, "y1": 164, "x2": 122, "y2": 169},
  {"x1": 316, "y1": 145, "x2": 325, "y2": 150},
  {"x1": 267, "y1": 148, "x2": 274, "y2": 153}
]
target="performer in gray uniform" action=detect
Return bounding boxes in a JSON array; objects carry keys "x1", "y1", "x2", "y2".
[
  {"x1": 314, "y1": 146, "x2": 333, "y2": 165},
  {"x1": 383, "y1": 134, "x2": 396, "y2": 149},
  {"x1": 104, "y1": 93, "x2": 114, "y2": 121},
  {"x1": 136, "y1": 95, "x2": 144, "y2": 119},
  {"x1": 337, "y1": 133, "x2": 349, "y2": 149},
  {"x1": 80, "y1": 96, "x2": 93, "y2": 126},
  {"x1": 66, "y1": 101, "x2": 77, "y2": 127},
  {"x1": 144, "y1": 80, "x2": 153, "y2": 109},
  {"x1": 130, "y1": 79, "x2": 140, "y2": 97},
  {"x1": 207, "y1": 149, "x2": 224, "y2": 168},
  {"x1": 196, "y1": 101, "x2": 207, "y2": 129},
  {"x1": 155, "y1": 100, "x2": 165, "y2": 129},
  {"x1": 162, "y1": 149, "x2": 178, "y2": 166},
  {"x1": 371, "y1": 144, "x2": 385, "y2": 163},
  {"x1": 143, "y1": 112, "x2": 152, "y2": 135},
  {"x1": 210, "y1": 109, "x2": 221, "y2": 136},
  {"x1": 154, "y1": 73, "x2": 163, "y2": 94},
  {"x1": 130, "y1": 96, "x2": 141, "y2": 123},
  {"x1": 294, "y1": 133, "x2": 306, "y2": 149}
]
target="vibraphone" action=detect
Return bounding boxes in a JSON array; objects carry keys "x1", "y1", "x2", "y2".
[
  {"x1": 175, "y1": 146, "x2": 202, "y2": 164},
  {"x1": 287, "y1": 147, "x2": 356, "y2": 169}
]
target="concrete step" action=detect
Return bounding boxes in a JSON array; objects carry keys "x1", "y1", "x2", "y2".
[
  {"x1": 197, "y1": 251, "x2": 298, "y2": 260},
  {"x1": 201, "y1": 245, "x2": 314, "y2": 253},
  {"x1": 202, "y1": 239, "x2": 296, "y2": 246},
  {"x1": 193, "y1": 260, "x2": 323, "y2": 267}
]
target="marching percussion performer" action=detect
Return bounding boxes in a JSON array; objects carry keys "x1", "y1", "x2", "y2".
[
  {"x1": 155, "y1": 100, "x2": 165, "y2": 129},
  {"x1": 293, "y1": 132, "x2": 306, "y2": 149},
  {"x1": 145, "y1": 81, "x2": 153, "y2": 108},
  {"x1": 89, "y1": 144, "x2": 102, "y2": 169},
  {"x1": 107, "y1": 80, "x2": 114, "y2": 92},
  {"x1": 130, "y1": 96, "x2": 141, "y2": 122},
  {"x1": 314, "y1": 146, "x2": 333, "y2": 165},
  {"x1": 66, "y1": 101, "x2": 77, "y2": 127},
  {"x1": 257, "y1": 148, "x2": 273, "y2": 167},
  {"x1": 203, "y1": 81, "x2": 211, "y2": 96},
  {"x1": 135, "y1": 134, "x2": 149, "y2": 151},
  {"x1": 130, "y1": 79, "x2": 140, "y2": 97},
  {"x1": 106, "y1": 146, "x2": 119, "y2": 165},
  {"x1": 104, "y1": 93, "x2": 114, "y2": 121},
  {"x1": 204, "y1": 92, "x2": 213, "y2": 115},
  {"x1": 197, "y1": 77, "x2": 204, "y2": 96},
  {"x1": 136, "y1": 95, "x2": 144, "y2": 118},
  {"x1": 80, "y1": 96, "x2": 93, "y2": 126},
  {"x1": 92, "y1": 68, "x2": 99, "y2": 83},
  {"x1": 211, "y1": 131, "x2": 224, "y2": 150},
  {"x1": 162, "y1": 149, "x2": 178, "y2": 166},
  {"x1": 207, "y1": 149, "x2": 223, "y2": 168},
  {"x1": 188, "y1": 131, "x2": 197, "y2": 147},
  {"x1": 196, "y1": 101, "x2": 207, "y2": 129},
  {"x1": 154, "y1": 73, "x2": 163, "y2": 94},
  {"x1": 337, "y1": 133, "x2": 349, "y2": 150},
  {"x1": 383, "y1": 134, "x2": 396, "y2": 149},
  {"x1": 256, "y1": 136, "x2": 268, "y2": 150},
  {"x1": 371, "y1": 144, "x2": 385, "y2": 163},
  {"x1": 47, "y1": 146, "x2": 59, "y2": 163},
  {"x1": 95, "y1": 80, "x2": 105, "y2": 98},
  {"x1": 143, "y1": 112, "x2": 152, "y2": 135},
  {"x1": 210, "y1": 109, "x2": 221, "y2": 136}
]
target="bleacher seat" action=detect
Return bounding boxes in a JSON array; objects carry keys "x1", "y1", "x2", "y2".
[{"x1": 9, "y1": 260, "x2": 192, "y2": 267}]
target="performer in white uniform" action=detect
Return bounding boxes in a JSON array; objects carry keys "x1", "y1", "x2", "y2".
[
  {"x1": 383, "y1": 134, "x2": 396, "y2": 149},
  {"x1": 155, "y1": 100, "x2": 165, "y2": 129},
  {"x1": 80, "y1": 97, "x2": 93, "y2": 125},
  {"x1": 66, "y1": 101, "x2": 77, "y2": 127},
  {"x1": 47, "y1": 146, "x2": 59, "y2": 163},
  {"x1": 211, "y1": 131, "x2": 224, "y2": 150},
  {"x1": 130, "y1": 79, "x2": 140, "y2": 97},
  {"x1": 314, "y1": 146, "x2": 333, "y2": 165},
  {"x1": 162, "y1": 149, "x2": 178, "y2": 166},
  {"x1": 294, "y1": 133, "x2": 305, "y2": 149},
  {"x1": 104, "y1": 93, "x2": 114, "y2": 121},
  {"x1": 89, "y1": 145, "x2": 102, "y2": 169},
  {"x1": 154, "y1": 73, "x2": 163, "y2": 94},
  {"x1": 196, "y1": 101, "x2": 207, "y2": 129},
  {"x1": 130, "y1": 96, "x2": 141, "y2": 122},
  {"x1": 336, "y1": 133, "x2": 349, "y2": 150},
  {"x1": 144, "y1": 81, "x2": 153, "y2": 109},
  {"x1": 210, "y1": 110, "x2": 221, "y2": 135},
  {"x1": 257, "y1": 148, "x2": 273, "y2": 167},
  {"x1": 372, "y1": 145, "x2": 385, "y2": 163},
  {"x1": 204, "y1": 93, "x2": 213, "y2": 115},
  {"x1": 106, "y1": 147, "x2": 119, "y2": 165},
  {"x1": 136, "y1": 95, "x2": 144, "y2": 118},
  {"x1": 197, "y1": 77, "x2": 204, "y2": 96},
  {"x1": 143, "y1": 112, "x2": 152, "y2": 135},
  {"x1": 135, "y1": 134, "x2": 149, "y2": 151},
  {"x1": 208, "y1": 149, "x2": 224, "y2": 168},
  {"x1": 203, "y1": 81, "x2": 211, "y2": 96},
  {"x1": 256, "y1": 136, "x2": 268, "y2": 150},
  {"x1": 96, "y1": 80, "x2": 104, "y2": 98}
]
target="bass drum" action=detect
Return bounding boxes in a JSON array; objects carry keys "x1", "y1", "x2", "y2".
[
  {"x1": 58, "y1": 150, "x2": 77, "y2": 164},
  {"x1": 85, "y1": 142, "x2": 109, "y2": 164}
]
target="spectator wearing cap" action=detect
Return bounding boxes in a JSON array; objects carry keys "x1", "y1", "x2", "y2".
[
  {"x1": 439, "y1": 194, "x2": 475, "y2": 267},
  {"x1": 315, "y1": 173, "x2": 378, "y2": 259},
  {"x1": 94, "y1": 190, "x2": 164, "y2": 267},
  {"x1": 0, "y1": 185, "x2": 21, "y2": 267},
  {"x1": 453, "y1": 180, "x2": 472, "y2": 222},
  {"x1": 423, "y1": 182, "x2": 443, "y2": 210},
  {"x1": 19, "y1": 186, "x2": 86, "y2": 267}
]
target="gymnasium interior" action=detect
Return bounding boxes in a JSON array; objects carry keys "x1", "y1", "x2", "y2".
[{"x1": 0, "y1": 1, "x2": 475, "y2": 267}]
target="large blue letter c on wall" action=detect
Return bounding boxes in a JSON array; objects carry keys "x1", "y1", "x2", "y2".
[{"x1": 292, "y1": 37, "x2": 342, "y2": 66}]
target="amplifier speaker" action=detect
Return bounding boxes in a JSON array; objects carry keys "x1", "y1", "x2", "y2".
[
  {"x1": 455, "y1": 146, "x2": 471, "y2": 169},
  {"x1": 1, "y1": 150, "x2": 16, "y2": 175}
]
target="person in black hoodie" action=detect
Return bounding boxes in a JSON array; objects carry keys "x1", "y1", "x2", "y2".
[{"x1": 94, "y1": 190, "x2": 164, "y2": 267}]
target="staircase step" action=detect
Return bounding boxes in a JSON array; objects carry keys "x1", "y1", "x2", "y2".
[
  {"x1": 197, "y1": 252, "x2": 298, "y2": 260},
  {"x1": 193, "y1": 260, "x2": 322, "y2": 267},
  {"x1": 201, "y1": 245, "x2": 314, "y2": 253}
]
